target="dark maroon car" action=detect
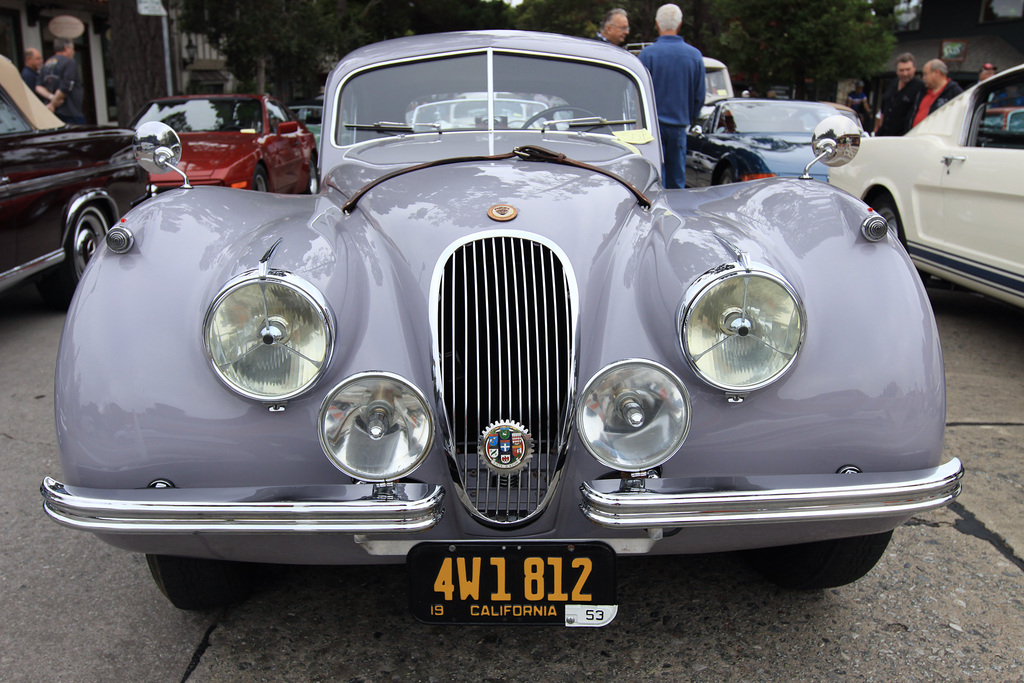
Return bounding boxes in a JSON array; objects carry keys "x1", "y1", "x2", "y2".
[
  {"x1": 0, "y1": 56, "x2": 147, "y2": 308},
  {"x1": 131, "y1": 94, "x2": 318, "y2": 194}
]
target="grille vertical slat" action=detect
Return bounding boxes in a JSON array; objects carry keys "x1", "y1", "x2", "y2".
[{"x1": 437, "y1": 236, "x2": 574, "y2": 525}]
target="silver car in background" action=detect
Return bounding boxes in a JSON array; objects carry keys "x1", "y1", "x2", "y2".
[{"x1": 42, "y1": 31, "x2": 961, "y2": 626}]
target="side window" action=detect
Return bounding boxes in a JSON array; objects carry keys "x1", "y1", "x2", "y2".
[
  {"x1": 974, "y1": 75, "x2": 1024, "y2": 149},
  {"x1": 266, "y1": 100, "x2": 289, "y2": 132},
  {"x1": 0, "y1": 94, "x2": 32, "y2": 135}
]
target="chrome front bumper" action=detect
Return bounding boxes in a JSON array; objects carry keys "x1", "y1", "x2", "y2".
[
  {"x1": 580, "y1": 458, "x2": 963, "y2": 529},
  {"x1": 41, "y1": 477, "x2": 445, "y2": 534}
]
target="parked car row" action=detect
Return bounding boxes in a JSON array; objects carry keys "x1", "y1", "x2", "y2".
[{"x1": 40, "y1": 31, "x2": 961, "y2": 625}]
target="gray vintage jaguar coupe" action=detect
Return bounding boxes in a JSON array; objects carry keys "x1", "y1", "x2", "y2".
[{"x1": 42, "y1": 31, "x2": 963, "y2": 626}]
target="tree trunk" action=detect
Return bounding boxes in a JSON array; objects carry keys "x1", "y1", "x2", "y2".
[
  {"x1": 109, "y1": 0, "x2": 172, "y2": 127},
  {"x1": 256, "y1": 56, "x2": 266, "y2": 95}
]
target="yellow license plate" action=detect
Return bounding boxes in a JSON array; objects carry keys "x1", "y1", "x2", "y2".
[{"x1": 408, "y1": 542, "x2": 616, "y2": 626}]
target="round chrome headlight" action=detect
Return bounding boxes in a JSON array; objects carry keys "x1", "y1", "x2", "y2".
[
  {"x1": 204, "y1": 271, "x2": 333, "y2": 401},
  {"x1": 319, "y1": 373, "x2": 433, "y2": 482},
  {"x1": 681, "y1": 263, "x2": 805, "y2": 393},
  {"x1": 577, "y1": 359, "x2": 691, "y2": 471}
]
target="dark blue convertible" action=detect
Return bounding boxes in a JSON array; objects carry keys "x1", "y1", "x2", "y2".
[{"x1": 686, "y1": 98, "x2": 861, "y2": 186}]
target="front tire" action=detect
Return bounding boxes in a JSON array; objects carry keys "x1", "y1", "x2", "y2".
[
  {"x1": 745, "y1": 530, "x2": 893, "y2": 589},
  {"x1": 37, "y1": 204, "x2": 109, "y2": 309},
  {"x1": 252, "y1": 165, "x2": 269, "y2": 192},
  {"x1": 870, "y1": 192, "x2": 905, "y2": 248},
  {"x1": 304, "y1": 154, "x2": 319, "y2": 194},
  {"x1": 146, "y1": 554, "x2": 255, "y2": 610},
  {"x1": 715, "y1": 166, "x2": 736, "y2": 185}
]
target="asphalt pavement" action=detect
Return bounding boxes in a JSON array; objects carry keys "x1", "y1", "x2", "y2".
[{"x1": 1, "y1": 283, "x2": 1022, "y2": 682}]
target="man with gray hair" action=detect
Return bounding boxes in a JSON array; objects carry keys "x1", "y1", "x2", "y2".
[
  {"x1": 637, "y1": 4, "x2": 705, "y2": 188},
  {"x1": 909, "y1": 58, "x2": 962, "y2": 129},
  {"x1": 595, "y1": 8, "x2": 629, "y2": 46}
]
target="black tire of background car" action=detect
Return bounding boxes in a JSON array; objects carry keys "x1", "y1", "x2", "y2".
[
  {"x1": 743, "y1": 529, "x2": 893, "y2": 590},
  {"x1": 304, "y1": 154, "x2": 319, "y2": 194},
  {"x1": 869, "y1": 192, "x2": 907, "y2": 249},
  {"x1": 146, "y1": 554, "x2": 255, "y2": 610},
  {"x1": 252, "y1": 165, "x2": 270, "y2": 192},
  {"x1": 716, "y1": 166, "x2": 736, "y2": 185},
  {"x1": 36, "y1": 204, "x2": 110, "y2": 310}
]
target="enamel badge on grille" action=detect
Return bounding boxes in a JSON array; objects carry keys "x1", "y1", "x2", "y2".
[{"x1": 479, "y1": 421, "x2": 533, "y2": 474}]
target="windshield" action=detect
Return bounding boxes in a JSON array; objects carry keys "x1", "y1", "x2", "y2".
[
  {"x1": 706, "y1": 68, "x2": 732, "y2": 101},
  {"x1": 336, "y1": 51, "x2": 646, "y2": 146},
  {"x1": 133, "y1": 98, "x2": 264, "y2": 134},
  {"x1": 713, "y1": 101, "x2": 844, "y2": 135}
]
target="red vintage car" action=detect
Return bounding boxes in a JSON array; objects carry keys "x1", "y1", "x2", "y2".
[
  {"x1": 131, "y1": 94, "x2": 318, "y2": 193},
  {"x1": 0, "y1": 55, "x2": 147, "y2": 308}
]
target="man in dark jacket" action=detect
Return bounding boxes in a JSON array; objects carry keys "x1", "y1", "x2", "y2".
[
  {"x1": 876, "y1": 53, "x2": 925, "y2": 136},
  {"x1": 909, "y1": 59, "x2": 963, "y2": 130},
  {"x1": 39, "y1": 38, "x2": 85, "y2": 124}
]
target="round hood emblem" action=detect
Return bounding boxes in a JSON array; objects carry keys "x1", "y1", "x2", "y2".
[
  {"x1": 487, "y1": 204, "x2": 518, "y2": 222},
  {"x1": 479, "y1": 421, "x2": 533, "y2": 474}
]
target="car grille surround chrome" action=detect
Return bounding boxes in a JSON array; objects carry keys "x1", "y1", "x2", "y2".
[{"x1": 433, "y1": 231, "x2": 577, "y2": 526}]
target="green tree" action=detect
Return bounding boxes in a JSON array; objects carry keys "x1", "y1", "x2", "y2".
[
  {"x1": 181, "y1": 0, "x2": 337, "y2": 95},
  {"x1": 711, "y1": 0, "x2": 895, "y2": 99}
]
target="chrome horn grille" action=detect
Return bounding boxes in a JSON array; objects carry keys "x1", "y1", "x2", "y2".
[{"x1": 435, "y1": 234, "x2": 575, "y2": 525}]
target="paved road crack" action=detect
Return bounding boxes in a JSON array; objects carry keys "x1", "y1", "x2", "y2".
[
  {"x1": 948, "y1": 501, "x2": 1024, "y2": 573},
  {"x1": 180, "y1": 621, "x2": 218, "y2": 683}
]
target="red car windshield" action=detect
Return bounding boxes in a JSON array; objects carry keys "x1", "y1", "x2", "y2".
[{"x1": 134, "y1": 98, "x2": 263, "y2": 134}]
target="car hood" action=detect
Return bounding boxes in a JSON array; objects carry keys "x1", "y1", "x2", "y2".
[
  {"x1": 327, "y1": 132, "x2": 659, "y2": 198},
  {"x1": 156, "y1": 132, "x2": 259, "y2": 179},
  {"x1": 712, "y1": 133, "x2": 822, "y2": 180}
]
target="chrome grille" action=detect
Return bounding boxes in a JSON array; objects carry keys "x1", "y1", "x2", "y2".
[{"x1": 436, "y1": 235, "x2": 575, "y2": 525}]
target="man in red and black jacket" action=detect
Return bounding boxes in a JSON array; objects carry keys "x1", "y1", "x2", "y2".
[{"x1": 908, "y1": 59, "x2": 963, "y2": 130}]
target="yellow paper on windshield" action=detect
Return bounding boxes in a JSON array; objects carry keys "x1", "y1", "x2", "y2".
[
  {"x1": 614, "y1": 129, "x2": 654, "y2": 145},
  {"x1": 240, "y1": 128, "x2": 257, "y2": 134}
]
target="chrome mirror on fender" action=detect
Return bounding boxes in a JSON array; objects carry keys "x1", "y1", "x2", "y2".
[
  {"x1": 133, "y1": 121, "x2": 191, "y2": 188},
  {"x1": 689, "y1": 124, "x2": 704, "y2": 138},
  {"x1": 800, "y1": 115, "x2": 860, "y2": 179}
]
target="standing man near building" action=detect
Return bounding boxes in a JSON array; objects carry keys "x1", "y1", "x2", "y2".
[
  {"x1": 909, "y1": 59, "x2": 963, "y2": 130},
  {"x1": 638, "y1": 3, "x2": 705, "y2": 189},
  {"x1": 40, "y1": 38, "x2": 85, "y2": 124},
  {"x1": 594, "y1": 8, "x2": 630, "y2": 47},
  {"x1": 20, "y1": 47, "x2": 50, "y2": 103},
  {"x1": 875, "y1": 53, "x2": 924, "y2": 136}
]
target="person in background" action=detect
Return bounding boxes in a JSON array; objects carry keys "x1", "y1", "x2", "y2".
[
  {"x1": 638, "y1": 3, "x2": 705, "y2": 189},
  {"x1": 909, "y1": 59, "x2": 963, "y2": 130},
  {"x1": 39, "y1": 38, "x2": 85, "y2": 124},
  {"x1": 845, "y1": 81, "x2": 872, "y2": 131},
  {"x1": 875, "y1": 52, "x2": 924, "y2": 136},
  {"x1": 595, "y1": 8, "x2": 629, "y2": 47},
  {"x1": 20, "y1": 47, "x2": 52, "y2": 103},
  {"x1": 979, "y1": 63, "x2": 997, "y2": 82}
]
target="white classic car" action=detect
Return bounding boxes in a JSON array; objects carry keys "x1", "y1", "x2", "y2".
[{"x1": 829, "y1": 63, "x2": 1024, "y2": 309}]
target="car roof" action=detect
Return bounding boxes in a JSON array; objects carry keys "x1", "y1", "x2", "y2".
[{"x1": 0, "y1": 54, "x2": 64, "y2": 131}]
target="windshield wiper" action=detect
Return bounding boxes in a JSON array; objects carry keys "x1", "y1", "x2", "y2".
[
  {"x1": 542, "y1": 117, "x2": 637, "y2": 131},
  {"x1": 345, "y1": 121, "x2": 416, "y2": 133}
]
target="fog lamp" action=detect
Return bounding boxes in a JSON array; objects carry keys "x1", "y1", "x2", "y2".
[
  {"x1": 318, "y1": 373, "x2": 433, "y2": 482},
  {"x1": 577, "y1": 359, "x2": 691, "y2": 471}
]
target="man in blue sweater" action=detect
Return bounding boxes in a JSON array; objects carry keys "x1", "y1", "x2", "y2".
[{"x1": 638, "y1": 4, "x2": 705, "y2": 189}]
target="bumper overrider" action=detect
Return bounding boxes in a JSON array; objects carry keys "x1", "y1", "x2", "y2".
[{"x1": 42, "y1": 459, "x2": 962, "y2": 539}]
